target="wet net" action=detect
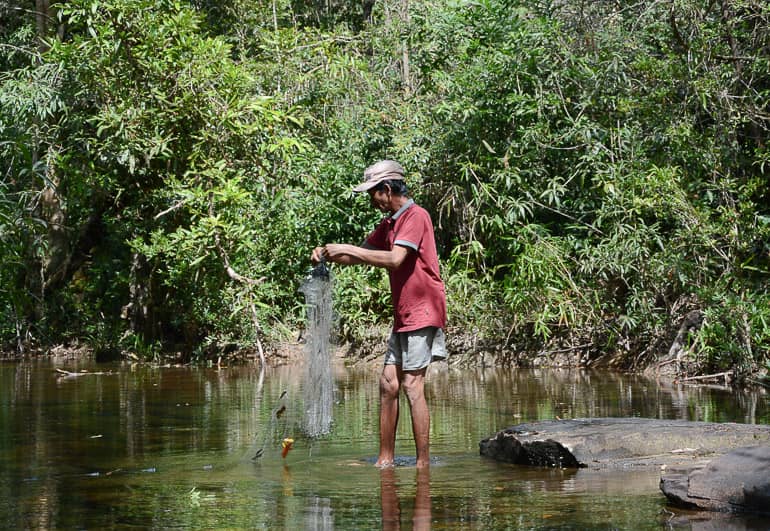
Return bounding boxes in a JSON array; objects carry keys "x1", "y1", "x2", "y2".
[{"x1": 298, "y1": 261, "x2": 334, "y2": 437}]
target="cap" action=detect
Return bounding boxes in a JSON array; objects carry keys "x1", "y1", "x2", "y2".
[{"x1": 353, "y1": 160, "x2": 405, "y2": 192}]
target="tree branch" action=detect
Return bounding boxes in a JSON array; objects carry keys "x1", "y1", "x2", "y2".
[
  {"x1": 154, "y1": 198, "x2": 188, "y2": 219},
  {"x1": 208, "y1": 197, "x2": 263, "y2": 285}
]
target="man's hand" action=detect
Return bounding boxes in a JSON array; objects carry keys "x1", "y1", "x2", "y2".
[
  {"x1": 311, "y1": 244, "x2": 355, "y2": 265},
  {"x1": 322, "y1": 243, "x2": 356, "y2": 262},
  {"x1": 311, "y1": 246, "x2": 326, "y2": 265}
]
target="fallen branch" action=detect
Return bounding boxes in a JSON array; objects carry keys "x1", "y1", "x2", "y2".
[
  {"x1": 656, "y1": 358, "x2": 679, "y2": 368},
  {"x1": 55, "y1": 368, "x2": 113, "y2": 377},
  {"x1": 747, "y1": 378, "x2": 770, "y2": 389},
  {"x1": 680, "y1": 371, "x2": 733, "y2": 382}
]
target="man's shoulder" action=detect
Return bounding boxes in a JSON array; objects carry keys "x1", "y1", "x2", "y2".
[{"x1": 401, "y1": 201, "x2": 431, "y2": 220}]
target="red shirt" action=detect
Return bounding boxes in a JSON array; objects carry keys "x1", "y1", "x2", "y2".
[{"x1": 366, "y1": 200, "x2": 447, "y2": 332}]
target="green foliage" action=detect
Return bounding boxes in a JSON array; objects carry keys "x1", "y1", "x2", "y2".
[
  {"x1": 0, "y1": 0, "x2": 768, "y2": 374},
  {"x1": 0, "y1": 0, "x2": 313, "y2": 356},
  {"x1": 376, "y1": 0, "x2": 770, "y2": 372},
  {"x1": 696, "y1": 286, "x2": 770, "y2": 376},
  {"x1": 330, "y1": 266, "x2": 390, "y2": 341}
]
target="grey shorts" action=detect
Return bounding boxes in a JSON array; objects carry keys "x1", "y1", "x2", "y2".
[{"x1": 384, "y1": 327, "x2": 447, "y2": 371}]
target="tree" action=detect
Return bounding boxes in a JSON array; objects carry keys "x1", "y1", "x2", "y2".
[{"x1": 1, "y1": 0, "x2": 309, "y2": 358}]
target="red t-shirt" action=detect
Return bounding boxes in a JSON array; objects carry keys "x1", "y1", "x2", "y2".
[{"x1": 366, "y1": 200, "x2": 447, "y2": 332}]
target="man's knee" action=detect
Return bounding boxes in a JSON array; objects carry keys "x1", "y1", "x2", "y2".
[
  {"x1": 401, "y1": 373, "x2": 425, "y2": 402},
  {"x1": 380, "y1": 368, "x2": 399, "y2": 398}
]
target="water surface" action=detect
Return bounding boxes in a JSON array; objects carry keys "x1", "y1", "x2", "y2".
[{"x1": 1, "y1": 359, "x2": 768, "y2": 529}]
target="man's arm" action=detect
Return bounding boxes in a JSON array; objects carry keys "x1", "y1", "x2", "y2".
[{"x1": 322, "y1": 242, "x2": 410, "y2": 270}]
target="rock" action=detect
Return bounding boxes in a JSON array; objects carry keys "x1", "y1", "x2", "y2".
[
  {"x1": 480, "y1": 418, "x2": 770, "y2": 469},
  {"x1": 478, "y1": 431, "x2": 582, "y2": 468},
  {"x1": 660, "y1": 446, "x2": 770, "y2": 514}
]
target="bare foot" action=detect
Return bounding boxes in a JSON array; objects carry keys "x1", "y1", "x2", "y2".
[{"x1": 375, "y1": 459, "x2": 394, "y2": 468}]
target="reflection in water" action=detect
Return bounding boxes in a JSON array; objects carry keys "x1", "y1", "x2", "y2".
[
  {"x1": 0, "y1": 360, "x2": 768, "y2": 529},
  {"x1": 380, "y1": 467, "x2": 400, "y2": 530},
  {"x1": 283, "y1": 464, "x2": 293, "y2": 497},
  {"x1": 305, "y1": 495, "x2": 334, "y2": 530},
  {"x1": 413, "y1": 467, "x2": 431, "y2": 531},
  {"x1": 380, "y1": 467, "x2": 431, "y2": 531}
]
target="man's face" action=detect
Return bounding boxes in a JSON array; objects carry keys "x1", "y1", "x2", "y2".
[{"x1": 368, "y1": 186, "x2": 390, "y2": 212}]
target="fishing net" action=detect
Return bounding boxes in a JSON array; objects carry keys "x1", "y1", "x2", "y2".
[{"x1": 298, "y1": 261, "x2": 335, "y2": 437}]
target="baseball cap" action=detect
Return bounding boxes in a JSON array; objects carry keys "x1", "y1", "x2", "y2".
[{"x1": 353, "y1": 160, "x2": 405, "y2": 192}]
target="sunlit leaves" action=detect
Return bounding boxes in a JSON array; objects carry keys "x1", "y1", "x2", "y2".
[
  {"x1": 0, "y1": 0, "x2": 767, "y2": 369},
  {"x1": 396, "y1": 0, "x2": 770, "y2": 368}
]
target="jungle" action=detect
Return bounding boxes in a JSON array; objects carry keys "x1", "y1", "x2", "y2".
[{"x1": 1, "y1": 0, "x2": 769, "y2": 380}]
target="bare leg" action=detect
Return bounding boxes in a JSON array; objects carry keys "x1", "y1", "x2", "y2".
[
  {"x1": 377, "y1": 364, "x2": 401, "y2": 467},
  {"x1": 402, "y1": 368, "x2": 430, "y2": 468}
]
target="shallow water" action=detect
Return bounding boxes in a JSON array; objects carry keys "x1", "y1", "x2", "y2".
[{"x1": 1, "y1": 360, "x2": 768, "y2": 529}]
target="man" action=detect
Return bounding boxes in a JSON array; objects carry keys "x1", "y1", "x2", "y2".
[{"x1": 311, "y1": 160, "x2": 447, "y2": 468}]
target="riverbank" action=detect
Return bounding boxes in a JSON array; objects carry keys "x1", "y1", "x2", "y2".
[{"x1": 3, "y1": 326, "x2": 769, "y2": 388}]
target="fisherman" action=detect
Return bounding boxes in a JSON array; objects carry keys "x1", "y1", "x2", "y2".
[{"x1": 311, "y1": 160, "x2": 447, "y2": 468}]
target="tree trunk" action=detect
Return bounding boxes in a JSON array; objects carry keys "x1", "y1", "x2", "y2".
[
  {"x1": 123, "y1": 252, "x2": 157, "y2": 343},
  {"x1": 399, "y1": 0, "x2": 411, "y2": 94}
]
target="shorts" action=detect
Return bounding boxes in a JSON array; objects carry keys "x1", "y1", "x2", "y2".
[{"x1": 384, "y1": 327, "x2": 447, "y2": 371}]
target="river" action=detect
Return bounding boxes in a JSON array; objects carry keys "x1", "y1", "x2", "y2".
[{"x1": 1, "y1": 359, "x2": 768, "y2": 529}]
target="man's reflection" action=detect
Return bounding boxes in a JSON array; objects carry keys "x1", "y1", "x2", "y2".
[
  {"x1": 380, "y1": 467, "x2": 431, "y2": 530},
  {"x1": 413, "y1": 467, "x2": 431, "y2": 530},
  {"x1": 380, "y1": 467, "x2": 400, "y2": 530}
]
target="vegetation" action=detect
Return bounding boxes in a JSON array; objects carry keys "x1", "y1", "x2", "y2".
[{"x1": 1, "y1": 0, "x2": 768, "y2": 377}]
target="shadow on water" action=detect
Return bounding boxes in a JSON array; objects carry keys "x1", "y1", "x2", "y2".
[{"x1": 0, "y1": 360, "x2": 768, "y2": 529}]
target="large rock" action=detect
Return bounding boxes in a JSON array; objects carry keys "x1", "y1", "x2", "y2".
[
  {"x1": 478, "y1": 431, "x2": 582, "y2": 468},
  {"x1": 480, "y1": 418, "x2": 770, "y2": 469},
  {"x1": 660, "y1": 446, "x2": 770, "y2": 514}
]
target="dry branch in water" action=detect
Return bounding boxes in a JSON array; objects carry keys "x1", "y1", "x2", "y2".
[
  {"x1": 679, "y1": 371, "x2": 733, "y2": 383},
  {"x1": 54, "y1": 368, "x2": 113, "y2": 377}
]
